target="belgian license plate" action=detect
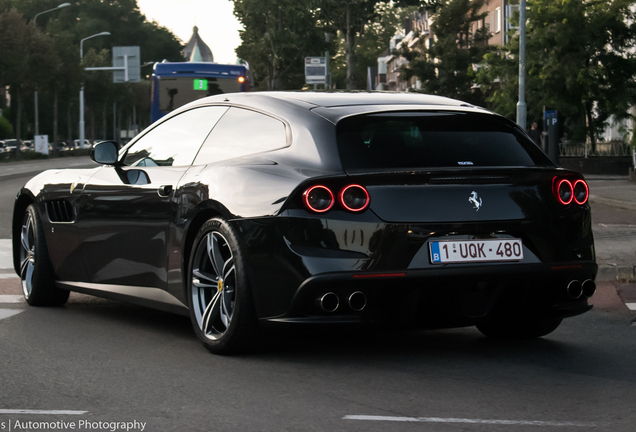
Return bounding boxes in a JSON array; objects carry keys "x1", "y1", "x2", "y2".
[{"x1": 429, "y1": 239, "x2": 523, "y2": 264}]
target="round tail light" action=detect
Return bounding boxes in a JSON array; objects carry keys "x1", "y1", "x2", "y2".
[
  {"x1": 556, "y1": 179, "x2": 573, "y2": 205},
  {"x1": 339, "y1": 185, "x2": 369, "y2": 212},
  {"x1": 573, "y1": 179, "x2": 589, "y2": 205},
  {"x1": 303, "y1": 185, "x2": 334, "y2": 213}
]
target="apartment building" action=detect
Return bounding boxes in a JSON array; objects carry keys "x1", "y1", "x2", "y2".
[{"x1": 372, "y1": 0, "x2": 519, "y2": 91}]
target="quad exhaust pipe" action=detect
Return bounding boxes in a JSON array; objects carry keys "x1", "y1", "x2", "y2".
[
  {"x1": 317, "y1": 292, "x2": 339, "y2": 313},
  {"x1": 348, "y1": 291, "x2": 367, "y2": 312},
  {"x1": 566, "y1": 279, "x2": 596, "y2": 299},
  {"x1": 566, "y1": 280, "x2": 583, "y2": 299},
  {"x1": 582, "y1": 279, "x2": 596, "y2": 297},
  {"x1": 316, "y1": 291, "x2": 368, "y2": 312}
]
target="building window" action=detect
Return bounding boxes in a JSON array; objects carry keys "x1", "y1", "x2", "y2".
[{"x1": 495, "y1": 7, "x2": 501, "y2": 33}]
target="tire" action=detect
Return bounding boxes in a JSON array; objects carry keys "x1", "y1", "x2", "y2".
[
  {"x1": 187, "y1": 218, "x2": 259, "y2": 354},
  {"x1": 476, "y1": 317, "x2": 563, "y2": 340},
  {"x1": 18, "y1": 204, "x2": 69, "y2": 306}
]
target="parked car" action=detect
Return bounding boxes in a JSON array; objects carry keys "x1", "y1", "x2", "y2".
[
  {"x1": 56, "y1": 141, "x2": 75, "y2": 152},
  {"x1": 74, "y1": 139, "x2": 92, "y2": 149},
  {"x1": 12, "y1": 92, "x2": 597, "y2": 354},
  {"x1": 4, "y1": 139, "x2": 18, "y2": 154},
  {"x1": 21, "y1": 140, "x2": 34, "y2": 152}
]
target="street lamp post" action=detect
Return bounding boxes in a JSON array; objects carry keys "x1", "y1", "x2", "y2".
[
  {"x1": 33, "y1": 3, "x2": 71, "y2": 137},
  {"x1": 80, "y1": 32, "x2": 110, "y2": 150},
  {"x1": 516, "y1": 0, "x2": 527, "y2": 129}
]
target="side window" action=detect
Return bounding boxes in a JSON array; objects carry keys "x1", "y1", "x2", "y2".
[
  {"x1": 193, "y1": 107, "x2": 287, "y2": 165},
  {"x1": 123, "y1": 106, "x2": 229, "y2": 167}
]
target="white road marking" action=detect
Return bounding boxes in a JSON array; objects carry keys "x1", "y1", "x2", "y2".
[
  {"x1": 0, "y1": 409, "x2": 88, "y2": 415},
  {"x1": 0, "y1": 295, "x2": 23, "y2": 303},
  {"x1": 0, "y1": 239, "x2": 12, "y2": 271},
  {"x1": 0, "y1": 309, "x2": 23, "y2": 321},
  {"x1": 626, "y1": 303, "x2": 636, "y2": 311},
  {"x1": 343, "y1": 415, "x2": 598, "y2": 427},
  {"x1": 0, "y1": 273, "x2": 18, "y2": 279}
]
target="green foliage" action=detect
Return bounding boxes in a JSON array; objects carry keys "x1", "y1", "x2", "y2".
[
  {"x1": 0, "y1": 115, "x2": 13, "y2": 138},
  {"x1": 16, "y1": 149, "x2": 49, "y2": 160},
  {"x1": 401, "y1": 0, "x2": 491, "y2": 104},
  {"x1": 0, "y1": 8, "x2": 32, "y2": 89},
  {"x1": 0, "y1": 0, "x2": 183, "y2": 141},
  {"x1": 318, "y1": 0, "x2": 379, "y2": 89},
  {"x1": 330, "y1": 2, "x2": 416, "y2": 89},
  {"x1": 233, "y1": 0, "x2": 329, "y2": 90},
  {"x1": 478, "y1": 0, "x2": 636, "y2": 146}
]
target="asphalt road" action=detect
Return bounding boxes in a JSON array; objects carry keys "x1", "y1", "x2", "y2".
[
  {"x1": 0, "y1": 160, "x2": 635, "y2": 431},
  {"x1": 0, "y1": 291, "x2": 634, "y2": 431},
  {"x1": 0, "y1": 174, "x2": 24, "y2": 239}
]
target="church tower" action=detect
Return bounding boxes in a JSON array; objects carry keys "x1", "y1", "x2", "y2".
[{"x1": 182, "y1": 26, "x2": 214, "y2": 62}]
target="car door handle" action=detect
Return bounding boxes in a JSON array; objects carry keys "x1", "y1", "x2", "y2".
[{"x1": 157, "y1": 185, "x2": 173, "y2": 197}]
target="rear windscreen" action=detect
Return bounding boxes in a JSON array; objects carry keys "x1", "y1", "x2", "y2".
[
  {"x1": 336, "y1": 112, "x2": 552, "y2": 172},
  {"x1": 158, "y1": 76, "x2": 241, "y2": 112}
]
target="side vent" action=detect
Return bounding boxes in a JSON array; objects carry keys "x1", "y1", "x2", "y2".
[{"x1": 45, "y1": 200, "x2": 75, "y2": 223}]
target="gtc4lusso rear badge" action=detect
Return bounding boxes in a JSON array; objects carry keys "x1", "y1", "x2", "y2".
[{"x1": 468, "y1": 191, "x2": 482, "y2": 211}]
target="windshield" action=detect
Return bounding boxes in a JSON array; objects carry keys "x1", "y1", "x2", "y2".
[
  {"x1": 336, "y1": 112, "x2": 552, "y2": 172},
  {"x1": 158, "y1": 76, "x2": 241, "y2": 112}
]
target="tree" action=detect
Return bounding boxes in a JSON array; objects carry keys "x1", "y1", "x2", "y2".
[
  {"x1": 400, "y1": 0, "x2": 491, "y2": 104},
  {"x1": 0, "y1": 8, "x2": 40, "y2": 155},
  {"x1": 319, "y1": 0, "x2": 379, "y2": 89},
  {"x1": 478, "y1": 0, "x2": 636, "y2": 149},
  {"x1": 330, "y1": 2, "x2": 416, "y2": 89},
  {"x1": 233, "y1": 0, "x2": 329, "y2": 90}
]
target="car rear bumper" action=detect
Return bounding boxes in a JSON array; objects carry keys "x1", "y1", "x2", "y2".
[
  {"x1": 232, "y1": 213, "x2": 596, "y2": 326},
  {"x1": 260, "y1": 261, "x2": 597, "y2": 325}
]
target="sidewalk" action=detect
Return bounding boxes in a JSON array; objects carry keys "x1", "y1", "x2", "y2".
[
  {"x1": 0, "y1": 156, "x2": 94, "y2": 181},
  {"x1": 586, "y1": 174, "x2": 636, "y2": 212},
  {"x1": 586, "y1": 175, "x2": 636, "y2": 282}
]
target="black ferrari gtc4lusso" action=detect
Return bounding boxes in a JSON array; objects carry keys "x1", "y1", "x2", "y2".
[{"x1": 13, "y1": 92, "x2": 597, "y2": 353}]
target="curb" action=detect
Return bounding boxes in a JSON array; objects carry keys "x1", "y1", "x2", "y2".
[
  {"x1": 589, "y1": 195, "x2": 636, "y2": 211},
  {"x1": 597, "y1": 266, "x2": 636, "y2": 282},
  {"x1": 0, "y1": 164, "x2": 95, "y2": 181}
]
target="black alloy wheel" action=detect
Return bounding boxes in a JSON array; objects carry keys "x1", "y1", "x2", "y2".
[
  {"x1": 187, "y1": 218, "x2": 258, "y2": 354},
  {"x1": 19, "y1": 204, "x2": 69, "y2": 306}
]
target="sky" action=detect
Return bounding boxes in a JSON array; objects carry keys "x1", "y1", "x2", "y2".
[{"x1": 136, "y1": 0, "x2": 243, "y2": 64}]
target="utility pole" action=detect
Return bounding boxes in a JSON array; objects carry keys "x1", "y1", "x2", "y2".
[
  {"x1": 80, "y1": 32, "x2": 110, "y2": 150},
  {"x1": 33, "y1": 3, "x2": 71, "y2": 137},
  {"x1": 516, "y1": 0, "x2": 527, "y2": 129},
  {"x1": 325, "y1": 33, "x2": 331, "y2": 89}
]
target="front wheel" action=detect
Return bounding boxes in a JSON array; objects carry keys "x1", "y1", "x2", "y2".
[
  {"x1": 476, "y1": 317, "x2": 563, "y2": 340},
  {"x1": 18, "y1": 204, "x2": 69, "y2": 306},
  {"x1": 187, "y1": 218, "x2": 258, "y2": 354}
]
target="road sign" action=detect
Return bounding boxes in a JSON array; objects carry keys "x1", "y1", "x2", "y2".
[
  {"x1": 305, "y1": 57, "x2": 327, "y2": 84},
  {"x1": 34, "y1": 135, "x2": 49, "y2": 155},
  {"x1": 113, "y1": 46, "x2": 141, "y2": 83}
]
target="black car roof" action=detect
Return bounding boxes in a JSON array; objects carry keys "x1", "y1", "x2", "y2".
[
  {"x1": 186, "y1": 91, "x2": 485, "y2": 125},
  {"x1": 259, "y1": 91, "x2": 470, "y2": 108},
  {"x1": 191, "y1": 91, "x2": 471, "y2": 110}
]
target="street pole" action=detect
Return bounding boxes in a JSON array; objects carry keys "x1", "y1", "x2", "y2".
[
  {"x1": 516, "y1": 0, "x2": 527, "y2": 129},
  {"x1": 34, "y1": 91, "x2": 39, "y2": 136},
  {"x1": 80, "y1": 32, "x2": 110, "y2": 150},
  {"x1": 325, "y1": 33, "x2": 330, "y2": 90},
  {"x1": 33, "y1": 3, "x2": 71, "y2": 138}
]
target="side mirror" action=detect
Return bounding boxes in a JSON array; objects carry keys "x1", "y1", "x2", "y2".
[{"x1": 91, "y1": 141, "x2": 119, "y2": 165}]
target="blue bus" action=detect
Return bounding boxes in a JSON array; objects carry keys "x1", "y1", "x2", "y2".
[{"x1": 151, "y1": 61, "x2": 250, "y2": 123}]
